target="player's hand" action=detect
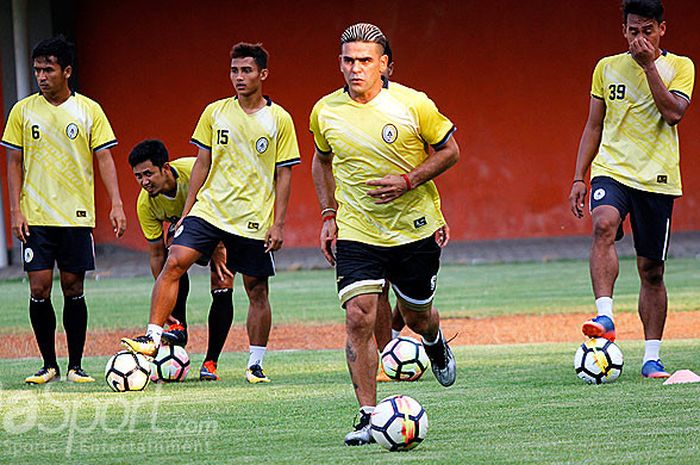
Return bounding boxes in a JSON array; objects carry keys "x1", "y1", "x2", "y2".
[
  {"x1": 320, "y1": 218, "x2": 338, "y2": 266},
  {"x1": 110, "y1": 204, "x2": 127, "y2": 238},
  {"x1": 630, "y1": 36, "x2": 656, "y2": 68},
  {"x1": 211, "y1": 243, "x2": 233, "y2": 282},
  {"x1": 569, "y1": 181, "x2": 588, "y2": 219},
  {"x1": 367, "y1": 174, "x2": 410, "y2": 204},
  {"x1": 10, "y1": 210, "x2": 29, "y2": 243},
  {"x1": 264, "y1": 224, "x2": 284, "y2": 253},
  {"x1": 435, "y1": 224, "x2": 450, "y2": 248}
]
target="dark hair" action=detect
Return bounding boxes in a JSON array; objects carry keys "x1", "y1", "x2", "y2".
[
  {"x1": 128, "y1": 139, "x2": 169, "y2": 168},
  {"x1": 384, "y1": 40, "x2": 393, "y2": 64},
  {"x1": 230, "y1": 42, "x2": 269, "y2": 70},
  {"x1": 623, "y1": 0, "x2": 664, "y2": 23},
  {"x1": 31, "y1": 35, "x2": 75, "y2": 70}
]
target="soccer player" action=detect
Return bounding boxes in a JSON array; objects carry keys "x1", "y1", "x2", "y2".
[
  {"x1": 122, "y1": 43, "x2": 300, "y2": 384},
  {"x1": 569, "y1": 0, "x2": 694, "y2": 378},
  {"x1": 310, "y1": 23, "x2": 460, "y2": 445},
  {"x1": 1, "y1": 36, "x2": 127, "y2": 384},
  {"x1": 129, "y1": 139, "x2": 235, "y2": 381}
]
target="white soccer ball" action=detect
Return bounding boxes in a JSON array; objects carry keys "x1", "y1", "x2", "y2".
[
  {"x1": 574, "y1": 337, "x2": 624, "y2": 384},
  {"x1": 370, "y1": 395, "x2": 428, "y2": 451},
  {"x1": 150, "y1": 345, "x2": 190, "y2": 383},
  {"x1": 105, "y1": 350, "x2": 151, "y2": 392},
  {"x1": 380, "y1": 336, "x2": 429, "y2": 381}
]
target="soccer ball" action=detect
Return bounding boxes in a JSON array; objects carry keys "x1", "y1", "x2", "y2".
[
  {"x1": 370, "y1": 395, "x2": 428, "y2": 451},
  {"x1": 574, "y1": 337, "x2": 624, "y2": 384},
  {"x1": 150, "y1": 345, "x2": 190, "y2": 382},
  {"x1": 380, "y1": 336, "x2": 429, "y2": 381},
  {"x1": 105, "y1": 350, "x2": 151, "y2": 392}
]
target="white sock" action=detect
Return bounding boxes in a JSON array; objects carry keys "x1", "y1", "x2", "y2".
[
  {"x1": 422, "y1": 329, "x2": 442, "y2": 346},
  {"x1": 360, "y1": 406, "x2": 375, "y2": 415},
  {"x1": 643, "y1": 340, "x2": 662, "y2": 363},
  {"x1": 391, "y1": 329, "x2": 401, "y2": 340},
  {"x1": 595, "y1": 297, "x2": 614, "y2": 320},
  {"x1": 146, "y1": 324, "x2": 163, "y2": 347},
  {"x1": 248, "y1": 345, "x2": 267, "y2": 368}
]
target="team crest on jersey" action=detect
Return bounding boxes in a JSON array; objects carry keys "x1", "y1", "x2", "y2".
[
  {"x1": 382, "y1": 124, "x2": 398, "y2": 144},
  {"x1": 255, "y1": 137, "x2": 269, "y2": 154},
  {"x1": 24, "y1": 247, "x2": 34, "y2": 263},
  {"x1": 66, "y1": 123, "x2": 79, "y2": 140},
  {"x1": 593, "y1": 188, "x2": 606, "y2": 201}
]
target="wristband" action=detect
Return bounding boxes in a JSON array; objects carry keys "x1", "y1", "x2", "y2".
[
  {"x1": 572, "y1": 179, "x2": 585, "y2": 185},
  {"x1": 322, "y1": 212, "x2": 336, "y2": 222},
  {"x1": 320, "y1": 207, "x2": 336, "y2": 216},
  {"x1": 401, "y1": 174, "x2": 412, "y2": 191}
]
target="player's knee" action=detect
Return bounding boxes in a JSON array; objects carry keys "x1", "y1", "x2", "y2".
[
  {"x1": 29, "y1": 285, "x2": 51, "y2": 300},
  {"x1": 244, "y1": 279, "x2": 269, "y2": 303},
  {"x1": 639, "y1": 263, "x2": 664, "y2": 286},
  {"x1": 345, "y1": 301, "x2": 374, "y2": 335},
  {"x1": 592, "y1": 217, "x2": 618, "y2": 242},
  {"x1": 163, "y1": 255, "x2": 190, "y2": 279}
]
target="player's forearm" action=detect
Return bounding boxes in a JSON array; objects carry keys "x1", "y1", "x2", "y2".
[
  {"x1": 96, "y1": 151, "x2": 124, "y2": 207},
  {"x1": 311, "y1": 152, "x2": 337, "y2": 210},
  {"x1": 183, "y1": 150, "x2": 211, "y2": 216},
  {"x1": 406, "y1": 137, "x2": 459, "y2": 189},
  {"x1": 643, "y1": 64, "x2": 688, "y2": 126},
  {"x1": 149, "y1": 251, "x2": 166, "y2": 279},
  {"x1": 7, "y1": 150, "x2": 24, "y2": 212},
  {"x1": 573, "y1": 125, "x2": 602, "y2": 180},
  {"x1": 272, "y1": 166, "x2": 293, "y2": 227}
]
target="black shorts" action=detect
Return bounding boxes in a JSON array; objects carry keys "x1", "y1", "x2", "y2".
[
  {"x1": 172, "y1": 216, "x2": 275, "y2": 277},
  {"x1": 590, "y1": 176, "x2": 675, "y2": 261},
  {"x1": 335, "y1": 236, "x2": 441, "y2": 309},
  {"x1": 22, "y1": 226, "x2": 95, "y2": 272},
  {"x1": 166, "y1": 223, "x2": 209, "y2": 267}
]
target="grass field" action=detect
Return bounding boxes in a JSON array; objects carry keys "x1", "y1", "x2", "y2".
[
  {"x1": 0, "y1": 257, "x2": 699, "y2": 333},
  {"x1": 2, "y1": 257, "x2": 700, "y2": 464},
  {"x1": 2, "y1": 341, "x2": 700, "y2": 464}
]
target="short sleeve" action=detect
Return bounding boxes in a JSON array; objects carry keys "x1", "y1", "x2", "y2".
[
  {"x1": 309, "y1": 100, "x2": 332, "y2": 154},
  {"x1": 275, "y1": 110, "x2": 301, "y2": 167},
  {"x1": 191, "y1": 104, "x2": 214, "y2": 151},
  {"x1": 136, "y1": 191, "x2": 164, "y2": 241},
  {"x1": 669, "y1": 57, "x2": 695, "y2": 102},
  {"x1": 415, "y1": 93, "x2": 455, "y2": 148},
  {"x1": 1, "y1": 103, "x2": 25, "y2": 150},
  {"x1": 591, "y1": 59, "x2": 605, "y2": 100},
  {"x1": 90, "y1": 103, "x2": 118, "y2": 152}
]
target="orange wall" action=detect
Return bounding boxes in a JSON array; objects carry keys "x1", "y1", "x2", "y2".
[{"x1": 67, "y1": 0, "x2": 700, "y2": 249}]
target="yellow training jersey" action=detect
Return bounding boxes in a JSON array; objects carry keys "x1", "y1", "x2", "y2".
[
  {"x1": 590, "y1": 51, "x2": 694, "y2": 195},
  {"x1": 309, "y1": 82, "x2": 456, "y2": 246},
  {"x1": 1, "y1": 92, "x2": 117, "y2": 227},
  {"x1": 136, "y1": 157, "x2": 195, "y2": 241},
  {"x1": 190, "y1": 96, "x2": 300, "y2": 239}
]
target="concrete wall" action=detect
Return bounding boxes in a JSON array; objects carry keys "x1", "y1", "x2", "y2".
[{"x1": 4, "y1": 0, "x2": 700, "y2": 250}]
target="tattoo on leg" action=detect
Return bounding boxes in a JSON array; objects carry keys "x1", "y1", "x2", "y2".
[{"x1": 346, "y1": 341, "x2": 357, "y2": 363}]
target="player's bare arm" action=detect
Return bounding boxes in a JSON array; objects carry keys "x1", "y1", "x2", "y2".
[
  {"x1": 147, "y1": 240, "x2": 168, "y2": 278},
  {"x1": 95, "y1": 148, "x2": 127, "y2": 237},
  {"x1": 180, "y1": 147, "x2": 212, "y2": 222},
  {"x1": 312, "y1": 148, "x2": 338, "y2": 265},
  {"x1": 367, "y1": 137, "x2": 460, "y2": 204},
  {"x1": 633, "y1": 43, "x2": 690, "y2": 125},
  {"x1": 265, "y1": 166, "x2": 293, "y2": 253},
  {"x1": 211, "y1": 242, "x2": 233, "y2": 282},
  {"x1": 569, "y1": 97, "x2": 606, "y2": 218},
  {"x1": 7, "y1": 148, "x2": 29, "y2": 242}
]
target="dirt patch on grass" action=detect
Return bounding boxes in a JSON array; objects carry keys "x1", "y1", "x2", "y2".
[{"x1": 3, "y1": 311, "x2": 700, "y2": 359}]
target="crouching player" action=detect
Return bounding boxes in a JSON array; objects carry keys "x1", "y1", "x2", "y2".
[{"x1": 129, "y1": 139, "x2": 235, "y2": 380}]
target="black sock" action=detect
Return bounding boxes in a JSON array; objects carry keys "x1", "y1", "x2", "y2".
[
  {"x1": 204, "y1": 288, "x2": 233, "y2": 362},
  {"x1": 29, "y1": 297, "x2": 58, "y2": 369},
  {"x1": 63, "y1": 294, "x2": 88, "y2": 368},
  {"x1": 171, "y1": 273, "x2": 189, "y2": 327}
]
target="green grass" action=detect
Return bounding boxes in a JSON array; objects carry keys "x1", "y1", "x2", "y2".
[
  {"x1": 2, "y1": 340, "x2": 700, "y2": 464},
  {"x1": 0, "y1": 258, "x2": 699, "y2": 333}
]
